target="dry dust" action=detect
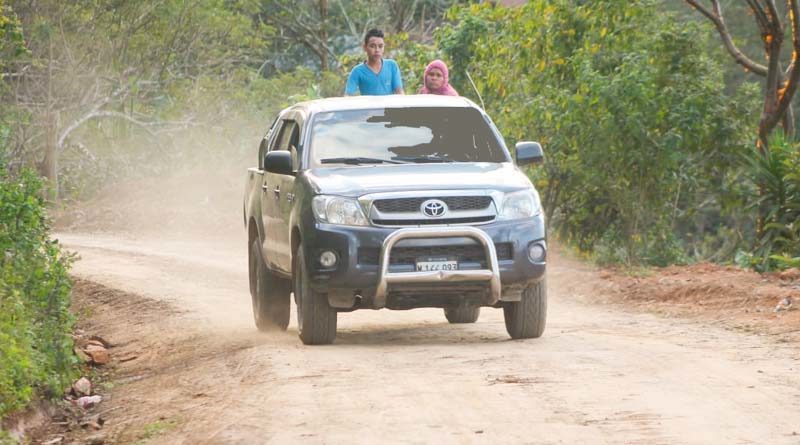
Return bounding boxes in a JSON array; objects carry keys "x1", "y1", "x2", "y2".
[
  {"x1": 42, "y1": 164, "x2": 800, "y2": 444},
  {"x1": 54, "y1": 163, "x2": 246, "y2": 240}
]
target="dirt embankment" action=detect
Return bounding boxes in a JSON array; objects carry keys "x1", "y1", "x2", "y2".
[{"x1": 592, "y1": 262, "x2": 800, "y2": 340}]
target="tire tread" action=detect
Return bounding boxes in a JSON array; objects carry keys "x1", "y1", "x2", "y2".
[
  {"x1": 296, "y1": 246, "x2": 337, "y2": 345},
  {"x1": 250, "y1": 239, "x2": 291, "y2": 331},
  {"x1": 503, "y1": 279, "x2": 547, "y2": 339}
]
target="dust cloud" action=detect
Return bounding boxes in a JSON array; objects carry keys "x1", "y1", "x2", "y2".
[
  {"x1": 54, "y1": 117, "x2": 266, "y2": 331},
  {"x1": 54, "y1": 118, "x2": 266, "y2": 247}
]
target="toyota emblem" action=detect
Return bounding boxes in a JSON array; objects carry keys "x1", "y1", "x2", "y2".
[{"x1": 421, "y1": 199, "x2": 447, "y2": 218}]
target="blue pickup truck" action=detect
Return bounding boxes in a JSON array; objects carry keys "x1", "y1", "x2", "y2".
[{"x1": 243, "y1": 95, "x2": 547, "y2": 344}]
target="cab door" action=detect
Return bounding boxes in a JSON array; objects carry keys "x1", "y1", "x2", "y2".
[
  {"x1": 263, "y1": 118, "x2": 299, "y2": 273},
  {"x1": 275, "y1": 117, "x2": 303, "y2": 271}
]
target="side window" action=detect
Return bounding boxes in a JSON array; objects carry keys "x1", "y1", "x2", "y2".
[
  {"x1": 259, "y1": 116, "x2": 280, "y2": 169},
  {"x1": 274, "y1": 119, "x2": 302, "y2": 171},
  {"x1": 288, "y1": 124, "x2": 301, "y2": 170},
  {"x1": 274, "y1": 120, "x2": 297, "y2": 152}
]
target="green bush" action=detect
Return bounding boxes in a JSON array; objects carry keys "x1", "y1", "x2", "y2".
[
  {"x1": 743, "y1": 134, "x2": 800, "y2": 270},
  {"x1": 0, "y1": 133, "x2": 77, "y2": 419},
  {"x1": 438, "y1": 0, "x2": 757, "y2": 266}
]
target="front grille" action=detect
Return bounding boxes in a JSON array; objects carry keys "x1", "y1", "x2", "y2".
[
  {"x1": 357, "y1": 242, "x2": 513, "y2": 265},
  {"x1": 373, "y1": 196, "x2": 493, "y2": 213},
  {"x1": 373, "y1": 216, "x2": 495, "y2": 226},
  {"x1": 386, "y1": 284, "x2": 488, "y2": 309}
]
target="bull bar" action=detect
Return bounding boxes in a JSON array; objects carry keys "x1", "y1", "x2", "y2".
[{"x1": 373, "y1": 226, "x2": 502, "y2": 309}]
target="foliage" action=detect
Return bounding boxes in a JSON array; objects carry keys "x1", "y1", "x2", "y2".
[
  {"x1": 0, "y1": 1, "x2": 27, "y2": 169},
  {"x1": 1, "y1": 0, "x2": 782, "y2": 270},
  {"x1": 2, "y1": 0, "x2": 276, "y2": 198},
  {"x1": 741, "y1": 133, "x2": 800, "y2": 270},
  {"x1": 678, "y1": 1, "x2": 800, "y2": 149},
  {"x1": 2, "y1": 0, "x2": 461, "y2": 200},
  {"x1": 438, "y1": 0, "x2": 757, "y2": 266},
  {"x1": 0, "y1": 0, "x2": 26, "y2": 64},
  {"x1": 256, "y1": 0, "x2": 459, "y2": 73},
  {"x1": 52, "y1": 65, "x2": 350, "y2": 201},
  {"x1": 0, "y1": 141, "x2": 77, "y2": 418},
  {"x1": 435, "y1": 9, "x2": 492, "y2": 102},
  {"x1": 381, "y1": 32, "x2": 434, "y2": 93}
]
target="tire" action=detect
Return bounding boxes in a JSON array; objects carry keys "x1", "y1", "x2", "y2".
[
  {"x1": 294, "y1": 244, "x2": 337, "y2": 345},
  {"x1": 250, "y1": 238, "x2": 291, "y2": 331},
  {"x1": 503, "y1": 278, "x2": 547, "y2": 339},
  {"x1": 444, "y1": 306, "x2": 480, "y2": 324}
]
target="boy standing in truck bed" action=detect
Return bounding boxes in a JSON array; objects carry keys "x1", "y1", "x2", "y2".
[{"x1": 344, "y1": 28, "x2": 404, "y2": 96}]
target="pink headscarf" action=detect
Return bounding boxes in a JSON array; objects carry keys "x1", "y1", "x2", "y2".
[{"x1": 418, "y1": 59, "x2": 459, "y2": 96}]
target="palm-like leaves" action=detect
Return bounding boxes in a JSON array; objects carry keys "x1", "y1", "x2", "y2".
[{"x1": 743, "y1": 134, "x2": 800, "y2": 269}]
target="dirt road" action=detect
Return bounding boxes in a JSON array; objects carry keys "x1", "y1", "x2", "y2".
[{"x1": 58, "y1": 231, "x2": 800, "y2": 444}]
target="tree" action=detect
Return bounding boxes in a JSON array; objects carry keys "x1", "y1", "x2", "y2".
[
  {"x1": 439, "y1": 1, "x2": 756, "y2": 265},
  {"x1": 684, "y1": 1, "x2": 800, "y2": 150},
  {"x1": 256, "y1": 0, "x2": 459, "y2": 73},
  {"x1": 1, "y1": 0, "x2": 27, "y2": 168},
  {"x1": 3, "y1": 0, "x2": 269, "y2": 198},
  {"x1": 258, "y1": 0, "x2": 336, "y2": 71},
  {"x1": 2, "y1": 0, "x2": 460, "y2": 200},
  {"x1": 0, "y1": 0, "x2": 26, "y2": 67}
]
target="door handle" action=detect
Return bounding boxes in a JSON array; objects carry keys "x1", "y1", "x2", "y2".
[
  {"x1": 261, "y1": 184, "x2": 269, "y2": 193},
  {"x1": 273, "y1": 186, "x2": 281, "y2": 196}
]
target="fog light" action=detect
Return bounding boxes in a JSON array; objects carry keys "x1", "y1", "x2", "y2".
[
  {"x1": 319, "y1": 250, "x2": 338, "y2": 268},
  {"x1": 527, "y1": 243, "x2": 546, "y2": 262}
]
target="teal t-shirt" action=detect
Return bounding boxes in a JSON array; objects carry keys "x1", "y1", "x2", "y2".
[{"x1": 345, "y1": 59, "x2": 403, "y2": 96}]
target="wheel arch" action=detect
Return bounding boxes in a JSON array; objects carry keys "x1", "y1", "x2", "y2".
[
  {"x1": 248, "y1": 217, "x2": 261, "y2": 246},
  {"x1": 291, "y1": 225, "x2": 302, "y2": 271},
  {"x1": 247, "y1": 217, "x2": 261, "y2": 297}
]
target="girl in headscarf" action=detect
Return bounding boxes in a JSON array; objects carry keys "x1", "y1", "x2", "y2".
[{"x1": 417, "y1": 59, "x2": 459, "y2": 96}]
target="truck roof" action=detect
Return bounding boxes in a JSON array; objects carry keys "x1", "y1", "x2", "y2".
[{"x1": 292, "y1": 94, "x2": 481, "y2": 114}]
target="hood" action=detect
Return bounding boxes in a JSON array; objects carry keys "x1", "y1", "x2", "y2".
[{"x1": 303, "y1": 162, "x2": 534, "y2": 197}]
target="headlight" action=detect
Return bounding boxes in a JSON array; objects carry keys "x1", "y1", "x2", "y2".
[
  {"x1": 498, "y1": 190, "x2": 542, "y2": 220},
  {"x1": 312, "y1": 196, "x2": 369, "y2": 226}
]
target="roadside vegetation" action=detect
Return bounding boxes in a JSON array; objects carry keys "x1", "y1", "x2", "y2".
[
  {"x1": 2, "y1": 0, "x2": 800, "y2": 432},
  {"x1": 0, "y1": 150, "x2": 76, "y2": 419},
  {"x1": 439, "y1": 1, "x2": 759, "y2": 266},
  {"x1": 1, "y1": 0, "x2": 72, "y2": 423}
]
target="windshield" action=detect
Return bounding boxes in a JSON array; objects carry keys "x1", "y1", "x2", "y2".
[{"x1": 309, "y1": 107, "x2": 509, "y2": 167}]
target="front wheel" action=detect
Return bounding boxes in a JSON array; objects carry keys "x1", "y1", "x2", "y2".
[
  {"x1": 503, "y1": 278, "x2": 547, "y2": 339},
  {"x1": 250, "y1": 238, "x2": 291, "y2": 331},
  {"x1": 294, "y1": 244, "x2": 337, "y2": 345}
]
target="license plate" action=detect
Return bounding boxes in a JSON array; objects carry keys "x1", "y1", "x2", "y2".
[{"x1": 415, "y1": 259, "x2": 458, "y2": 272}]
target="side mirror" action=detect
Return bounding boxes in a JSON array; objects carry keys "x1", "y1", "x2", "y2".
[
  {"x1": 515, "y1": 141, "x2": 544, "y2": 166},
  {"x1": 264, "y1": 151, "x2": 294, "y2": 175}
]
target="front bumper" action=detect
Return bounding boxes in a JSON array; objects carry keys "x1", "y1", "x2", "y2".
[
  {"x1": 301, "y1": 215, "x2": 546, "y2": 309},
  {"x1": 374, "y1": 226, "x2": 502, "y2": 308}
]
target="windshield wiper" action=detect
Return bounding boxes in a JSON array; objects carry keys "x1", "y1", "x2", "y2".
[
  {"x1": 394, "y1": 155, "x2": 456, "y2": 163},
  {"x1": 320, "y1": 157, "x2": 405, "y2": 165}
]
